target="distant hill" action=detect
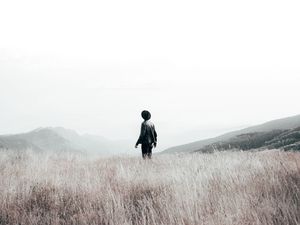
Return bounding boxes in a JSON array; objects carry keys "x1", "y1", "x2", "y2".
[
  {"x1": 198, "y1": 127, "x2": 300, "y2": 152},
  {"x1": 163, "y1": 114, "x2": 300, "y2": 153},
  {"x1": 0, "y1": 127, "x2": 132, "y2": 155}
]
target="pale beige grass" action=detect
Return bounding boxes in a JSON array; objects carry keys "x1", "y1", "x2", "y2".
[{"x1": 0, "y1": 150, "x2": 299, "y2": 225}]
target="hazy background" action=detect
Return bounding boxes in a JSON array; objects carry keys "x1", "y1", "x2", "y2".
[{"x1": 1, "y1": 0, "x2": 300, "y2": 151}]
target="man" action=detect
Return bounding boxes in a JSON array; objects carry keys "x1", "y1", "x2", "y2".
[{"x1": 135, "y1": 110, "x2": 157, "y2": 159}]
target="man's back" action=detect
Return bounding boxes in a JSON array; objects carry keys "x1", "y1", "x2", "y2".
[
  {"x1": 137, "y1": 120, "x2": 157, "y2": 145},
  {"x1": 142, "y1": 120, "x2": 157, "y2": 144}
]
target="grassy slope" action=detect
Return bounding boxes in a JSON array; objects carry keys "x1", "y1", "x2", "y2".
[
  {"x1": 0, "y1": 150, "x2": 299, "y2": 225},
  {"x1": 164, "y1": 114, "x2": 300, "y2": 153}
]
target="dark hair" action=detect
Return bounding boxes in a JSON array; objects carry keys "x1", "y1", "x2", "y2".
[{"x1": 141, "y1": 110, "x2": 151, "y2": 120}]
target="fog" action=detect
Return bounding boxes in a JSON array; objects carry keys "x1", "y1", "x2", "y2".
[{"x1": 1, "y1": 0, "x2": 300, "y2": 150}]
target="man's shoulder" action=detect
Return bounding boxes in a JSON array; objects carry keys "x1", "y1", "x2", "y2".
[{"x1": 143, "y1": 120, "x2": 154, "y2": 127}]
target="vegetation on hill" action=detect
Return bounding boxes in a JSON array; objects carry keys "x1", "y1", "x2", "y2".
[
  {"x1": 198, "y1": 127, "x2": 300, "y2": 152},
  {"x1": 164, "y1": 114, "x2": 300, "y2": 153}
]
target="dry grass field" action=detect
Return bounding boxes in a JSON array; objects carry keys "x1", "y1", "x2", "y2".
[{"x1": 0, "y1": 150, "x2": 299, "y2": 225}]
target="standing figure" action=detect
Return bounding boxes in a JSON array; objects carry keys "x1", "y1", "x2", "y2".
[{"x1": 135, "y1": 110, "x2": 157, "y2": 159}]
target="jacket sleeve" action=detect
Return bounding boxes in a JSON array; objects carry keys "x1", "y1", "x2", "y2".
[
  {"x1": 153, "y1": 125, "x2": 157, "y2": 143},
  {"x1": 136, "y1": 123, "x2": 146, "y2": 145}
]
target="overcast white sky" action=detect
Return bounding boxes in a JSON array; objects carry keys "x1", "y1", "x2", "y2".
[{"x1": 0, "y1": 0, "x2": 300, "y2": 150}]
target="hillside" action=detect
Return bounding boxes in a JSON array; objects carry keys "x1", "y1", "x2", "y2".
[
  {"x1": 0, "y1": 127, "x2": 131, "y2": 155},
  {"x1": 197, "y1": 127, "x2": 300, "y2": 152},
  {"x1": 164, "y1": 114, "x2": 300, "y2": 153}
]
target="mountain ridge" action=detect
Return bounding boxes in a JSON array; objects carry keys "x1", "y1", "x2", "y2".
[
  {"x1": 163, "y1": 114, "x2": 300, "y2": 153},
  {"x1": 0, "y1": 127, "x2": 131, "y2": 155}
]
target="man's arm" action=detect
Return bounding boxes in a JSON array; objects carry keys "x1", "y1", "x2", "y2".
[
  {"x1": 153, "y1": 125, "x2": 157, "y2": 147},
  {"x1": 135, "y1": 123, "x2": 146, "y2": 147}
]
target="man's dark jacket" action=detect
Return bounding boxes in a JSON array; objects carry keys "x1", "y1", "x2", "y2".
[{"x1": 136, "y1": 121, "x2": 157, "y2": 145}]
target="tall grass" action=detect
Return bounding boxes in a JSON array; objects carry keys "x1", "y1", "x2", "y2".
[{"x1": 0, "y1": 150, "x2": 299, "y2": 225}]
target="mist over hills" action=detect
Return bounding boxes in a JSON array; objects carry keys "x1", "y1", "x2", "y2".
[
  {"x1": 0, "y1": 127, "x2": 132, "y2": 155},
  {"x1": 2, "y1": 114, "x2": 300, "y2": 155},
  {"x1": 163, "y1": 114, "x2": 300, "y2": 153}
]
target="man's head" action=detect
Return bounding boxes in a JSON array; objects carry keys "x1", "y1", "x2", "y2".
[{"x1": 141, "y1": 110, "x2": 151, "y2": 121}]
